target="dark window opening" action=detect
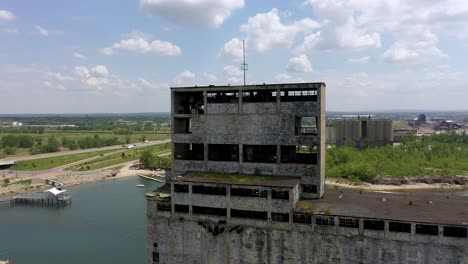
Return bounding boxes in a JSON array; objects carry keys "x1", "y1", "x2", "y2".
[
  {"x1": 192, "y1": 206, "x2": 227, "y2": 217},
  {"x1": 316, "y1": 216, "x2": 335, "y2": 226},
  {"x1": 157, "y1": 203, "x2": 171, "y2": 211},
  {"x1": 174, "y1": 143, "x2": 204, "y2": 161},
  {"x1": 271, "y1": 190, "x2": 289, "y2": 200},
  {"x1": 173, "y1": 117, "x2": 191, "y2": 134},
  {"x1": 231, "y1": 209, "x2": 268, "y2": 220},
  {"x1": 302, "y1": 184, "x2": 318, "y2": 193},
  {"x1": 443, "y1": 226, "x2": 467, "y2": 238},
  {"x1": 174, "y1": 184, "x2": 189, "y2": 193},
  {"x1": 361, "y1": 120, "x2": 368, "y2": 139},
  {"x1": 153, "y1": 243, "x2": 158, "y2": 248},
  {"x1": 231, "y1": 188, "x2": 267, "y2": 198},
  {"x1": 296, "y1": 116, "x2": 318, "y2": 136},
  {"x1": 175, "y1": 204, "x2": 189, "y2": 213},
  {"x1": 174, "y1": 91, "x2": 204, "y2": 114},
  {"x1": 271, "y1": 212, "x2": 289, "y2": 222},
  {"x1": 293, "y1": 213, "x2": 312, "y2": 224},
  {"x1": 389, "y1": 222, "x2": 411, "y2": 233},
  {"x1": 243, "y1": 145, "x2": 277, "y2": 163},
  {"x1": 364, "y1": 220, "x2": 384, "y2": 230},
  {"x1": 207, "y1": 91, "x2": 239, "y2": 103},
  {"x1": 416, "y1": 224, "x2": 438, "y2": 236},
  {"x1": 339, "y1": 218, "x2": 359, "y2": 228},
  {"x1": 153, "y1": 252, "x2": 160, "y2": 262},
  {"x1": 281, "y1": 145, "x2": 318, "y2": 164},
  {"x1": 208, "y1": 144, "x2": 239, "y2": 162},
  {"x1": 192, "y1": 185, "x2": 227, "y2": 196},
  {"x1": 280, "y1": 89, "x2": 317, "y2": 102},
  {"x1": 242, "y1": 89, "x2": 277, "y2": 103}
]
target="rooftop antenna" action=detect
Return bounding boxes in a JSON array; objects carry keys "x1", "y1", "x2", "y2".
[{"x1": 241, "y1": 39, "x2": 248, "y2": 86}]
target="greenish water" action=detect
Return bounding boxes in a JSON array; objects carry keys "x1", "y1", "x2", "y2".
[{"x1": 0, "y1": 177, "x2": 162, "y2": 264}]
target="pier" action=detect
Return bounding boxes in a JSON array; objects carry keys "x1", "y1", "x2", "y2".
[
  {"x1": 137, "y1": 173, "x2": 163, "y2": 182},
  {"x1": 11, "y1": 192, "x2": 72, "y2": 206}
]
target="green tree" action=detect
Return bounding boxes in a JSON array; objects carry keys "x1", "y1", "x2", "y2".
[
  {"x1": 125, "y1": 135, "x2": 131, "y2": 144},
  {"x1": 3, "y1": 147, "x2": 16, "y2": 155},
  {"x1": 140, "y1": 150, "x2": 156, "y2": 167}
]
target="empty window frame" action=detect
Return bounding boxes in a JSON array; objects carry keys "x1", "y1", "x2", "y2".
[
  {"x1": 174, "y1": 184, "x2": 189, "y2": 193},
  {"x1": 339, "y1": 218, "x2": 359, "y2": 228},
  {"x1": 271, "y1": 212, "x2": 289, "y2": 222},
  {"x1": 389, "y1": 222, "x2": 411, "y2": 233},
  {"x1": 295, "y1": 116, "x2": 318, "y2": 136},
  {"x1": 271, "y1": 190, "x2": 289, "y2": 200},
  {"x1": 316, "y1": 216, "x2": 335, "y2": 226},
  {"x1": 207, "y1": 91, "x2": 239, "y2": 103},
  {"x1": 364, "y1": 220, "x2": 385, "y2": 231},
  {"x1": 415, "y1": 224, "x2": 438, "y2": 236},
  {"x1": 192, "y1": 206, "x2": 227, "y2": 217},
  {"x1": 242, "y1": 90, "x2": 277, "y2": 103},
  {"x1": 280, "y1": 89, "x2": 317, "y2": 102},
  {"x1": 192, "y1": 185, "x2": 227, "y2": 196},
  {"x1": 174, "y1": 143, "x2": 204, "y2": 160},
  {"x1": 281, "y1": 145, "x2": 318, "y2": 164},
  {"x1": 208, "y1": 144, "x2": 239, "y2": 162},
  {"x1": 243, "y1": 145, "x2": 277, "y2": 163},
  {"x1": 174, "y1": 204, "x2": 189, "y2": 213},
  {"x1": 231, "y1": 188, "x2": 267, "y2": 198},
  {"x1": 173, "y1": 117, "x2": 191, "y2": 134},
  {"x1": 153, "y1": 252, "x2": 160, "y2": 262},
  {"x1": 231, "y1": 209, "x2": 268, "y2": 220},
  {"x1": 156, "y1": 203, "x2": 171, "y2": 211},
  {"x1": 293, "y1": 213, "x2": 312, "y2": 224},
  {"x1": 302, "y1": 184, "x2": 318, "y2": 193},
  {"x1": 174, "y1": 91, "x2": 205, "y2": 114},
  {"x1": 443, "y1": 226, "x2": 467, "y2": 238}
]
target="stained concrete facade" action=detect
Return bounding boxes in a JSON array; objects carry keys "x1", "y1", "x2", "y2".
[{"x1": 334, "y1": 116, "x2": 393, "y2": 147}]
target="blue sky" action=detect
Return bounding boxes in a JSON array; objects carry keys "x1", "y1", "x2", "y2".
[{"x1": 1, "y1": 0, "x2": 467, "y2": 113}]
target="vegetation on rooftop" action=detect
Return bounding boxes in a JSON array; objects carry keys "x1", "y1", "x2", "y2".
[{"x1": 190, "y1": 172, "x2": 283, "y2": 183}]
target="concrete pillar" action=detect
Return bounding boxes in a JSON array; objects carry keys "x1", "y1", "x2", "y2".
[
  {"x1": 410, "y1": 223, "x2": 416, "y2": 240},
  {"x1": 203, "y1": 90, "x2": 207, "y2": 114},
  {"x1": 358, "y1": 219, "x2": 364, "y2": 236},
  {"x1": 384, "y1": 220, "x2": 389, "y2": 237}
]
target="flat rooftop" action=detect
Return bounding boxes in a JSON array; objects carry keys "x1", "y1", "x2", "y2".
[
  {"x1": 174, "y1": 173, "x2": 301, "y2": 188},
  {"x1": 296, "y1": 189, "x2": 468, "y2": 226},
  {"x1": 171, "y1": 82, "x2": 325, "y2": 92}
]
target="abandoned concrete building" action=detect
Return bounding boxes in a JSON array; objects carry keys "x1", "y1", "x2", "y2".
[
  {"x1": 330, "y1": 116, "x2": 393, "y2": 147},
  {"x1": 147, "y1": 83, "x2": 468, "y2": 264}
]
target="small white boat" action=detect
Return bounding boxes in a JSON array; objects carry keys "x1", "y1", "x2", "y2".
[{"x1": 136, "y1": 184, "x2": 145, "y2": 188}]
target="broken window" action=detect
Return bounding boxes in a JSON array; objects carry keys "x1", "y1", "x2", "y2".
[
  {"x1": 156, "y1": 202, "x2": 171, "y2": 211},
  {"x1": 443, "y1": 226, "x2": 467, "y2": 238},
  {"x1": 192, "y1": 185, "x2": 227, "y2": 196},
  {"x1": 192, "y1": 206, "x2": 227, "y2": 217},
  {"x1": 293, "y1": 213, "x2": 312, "y2": 224},
  {"x1": 316, "y1": 216, "x2": 335, "y2": 226},
  {"x1": 280, "y1": 89, "x2": 317, "y2": 102},
  {"x1": 174, "y1": 143, "x2": 204, "y2": 160},
  {"x1": 231, "y1": 188, "x2": 267, "y2": 198},
  {"x1": 174, "y1": 91, "x2": 205, "y2": 114},
  {"x1": 243, "y1": 145, "x2": 277, "y2": 163},
  {"x1": 174, "y1": 184, "x2": 189, "y2": 193},
  {"x1": 281, "y1": 145, "x2": 318, "y2": 164},
  {"x1": 416, "y1": 224, "x2": 438, "y2": 236},
  {"x1": 295, "y1": 116, "x2": 318, "y2": 136},
  {"x1": 339, "y1": 218, "x2": 359, "y2": 228},
  {"x1": 242, "y1": 89, "x2": 277, "y2": 103},
  {"x1": 175, "y1": 204, "x2": 189, "y2": 213},
  {"x1": 364, "y1": 220, "x2": 385, "y2": 230},
  {"x1": 153, "y1": 252, "x2": 160, "y2": 262},
  {"x1": 173, "y1": 117, "x2": 191, "y2": 134},
  {"x1": 302, "y1": 184, "x2": 318, "y2": 193},
  {"x1": 208, "y1": 144, "x2": 239, "y2": 162},
  {"x1": 271, "y1": 190, "x2": 289, "y2": 200},
  {"x1": 389, "y1": 222, "x2": 411, "y2": 233},
  {"x1": 207, "y1": 91, "x2": 239, "y2": 103},
  {"x1": 231, "y1": 209, "x2": 268, "y2": 220},
  {"x1": 271, "y1": 212, "x2": 289, "y2": 222}
]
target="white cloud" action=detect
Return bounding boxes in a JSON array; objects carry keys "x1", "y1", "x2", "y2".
[
  {"x1": 204, "y1": 72, "x2": 218, "y2": 83},
  {"x1": 101, "y1": 35, "x2": 181, "y2": 56},
  {"x1": 74, "y1": 66, "x2": 90, "y2": 79},
  {"x1": 173, "y1": 70, "x2": 195, "y2": 85},
  {"x1": 240, "y1": 8, "x2": 320, "y2": 52},
  {"x1": 348, "y1": 56, "x2": 370, "y2": 64},
  {"x1": 34, "y1": 25, "x2": 63, "y2": 37},
  {"x1": 287, "y1": 54, "x2": 312, "y2": 73},
  {"x1": 275, "y1": 73, "x2": 304, "y2": 83},
  {"x1": 220, "y1": 38, "x2": 244, "y2": 61},
  {"x1": 223, "y1": 65, "x2": 243, "y2": 84},
  {"x1": 4, "y1": 28, "x2": 19, "y2": 34},
  {"x1": 91, "y1": 65, "x2": 109, "y2": 77},
  {"x1": 140, "y1": 0, "x2": 244, "y2": 28},
  {"x1": 0, "y1": 10, "x2": 15, "y2": 23},
  {"x1": 73, "y1": 53, "x2": 86, "y2": 60}
]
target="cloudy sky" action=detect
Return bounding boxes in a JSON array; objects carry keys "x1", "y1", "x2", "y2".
[{"x1": 1, "y1": 0, "x2": 468, "y2": 113}]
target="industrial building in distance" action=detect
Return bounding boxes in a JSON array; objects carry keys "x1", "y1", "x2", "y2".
[{"x1": 147, "y1": 82, "x2": 468, "y2": 264}]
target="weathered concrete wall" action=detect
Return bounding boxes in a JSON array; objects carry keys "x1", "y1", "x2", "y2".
[{"x1": 148, "y1": 218, "x2": 468, "y2": 264}]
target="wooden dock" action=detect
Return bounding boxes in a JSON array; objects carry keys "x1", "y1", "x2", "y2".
[
  {"x1": 11, "y1": 192, "x2": 72, "y2": 206},
  {"x1": 137, "y1": 173, "x2": 163, "y2": 182}
]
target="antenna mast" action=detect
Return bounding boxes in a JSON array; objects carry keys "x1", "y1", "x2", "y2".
[{"x1": 241, "y1": 40, "x2": 248, "y2": 86}]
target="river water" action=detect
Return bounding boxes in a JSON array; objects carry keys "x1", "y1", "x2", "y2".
[{"x1": 0, "y1": 177, "x2": 162, "y2": 264}]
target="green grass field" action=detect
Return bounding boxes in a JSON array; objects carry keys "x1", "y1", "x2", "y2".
[{"x1": 10, "y1": 148, "x2": 121, "y2": 171}]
